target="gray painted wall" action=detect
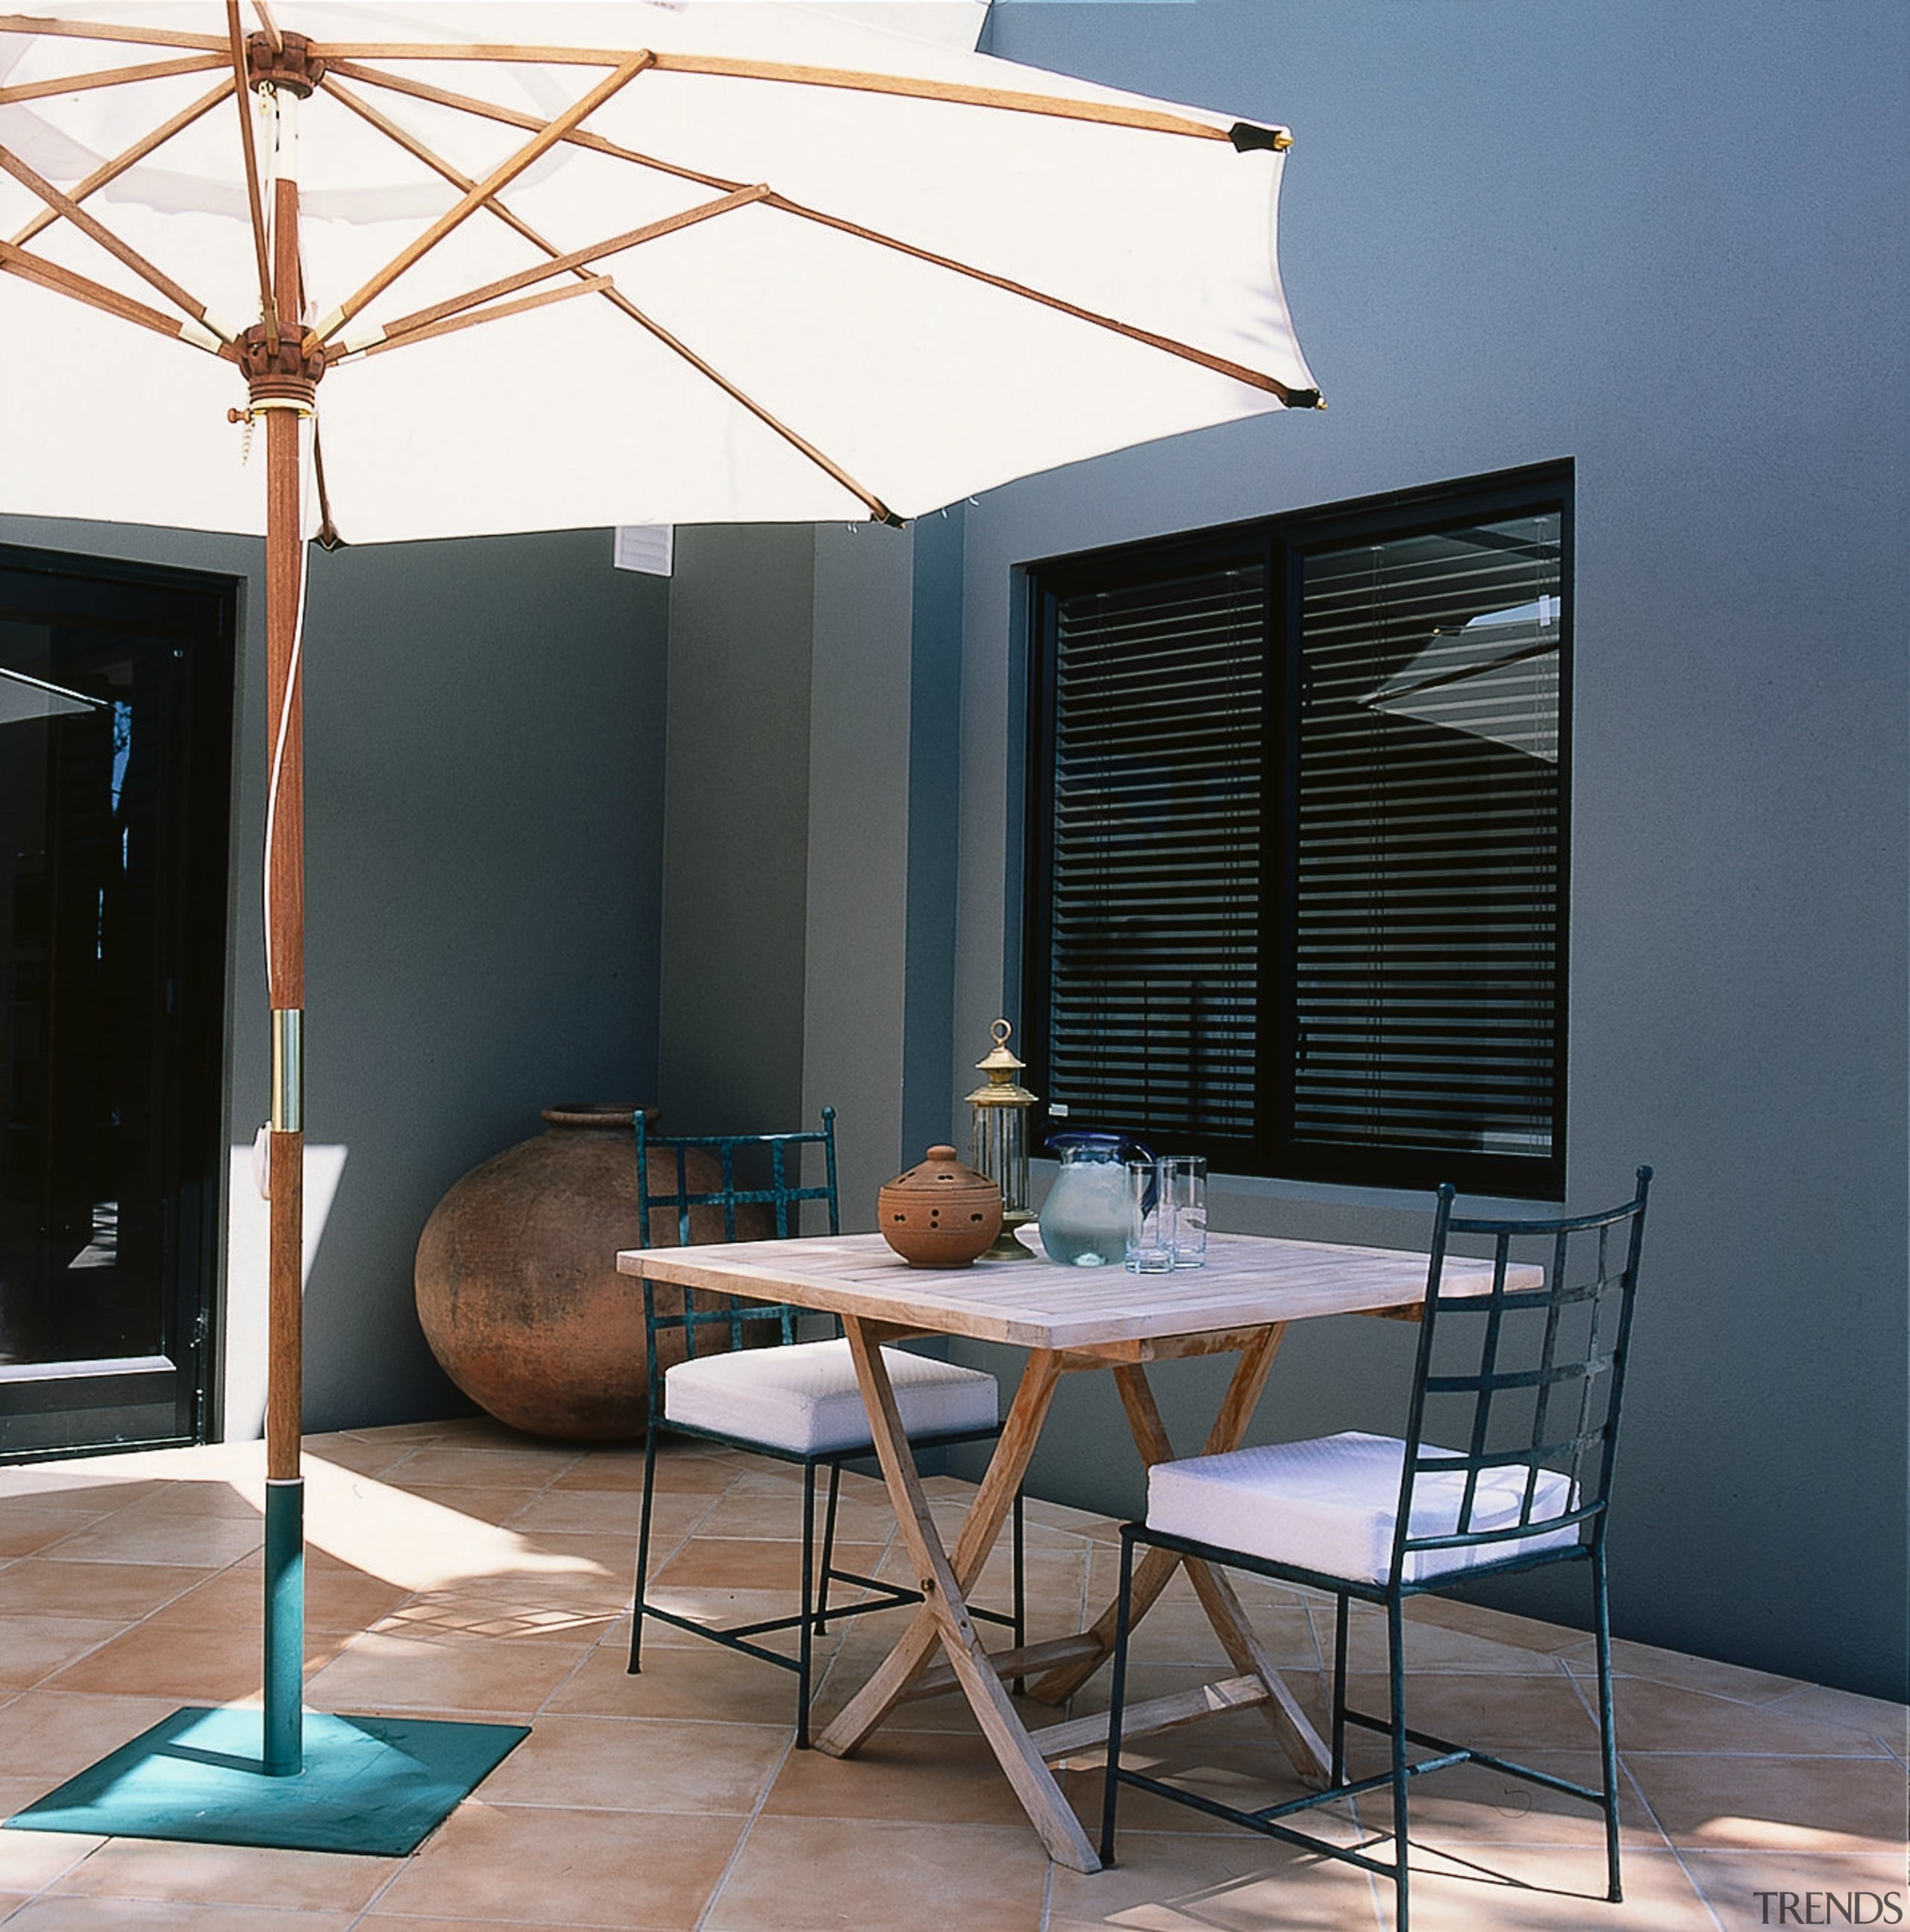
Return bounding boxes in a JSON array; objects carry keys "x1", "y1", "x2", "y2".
[
  {"x1": 0, "y1": 513, "x2": 670, "y2": 1438},
  {"x1": 659, "y1": 525, "x2": 815, "y2": 1138},
  {"x1": 922, "y1": 0, "x2": 1907, "y2": 1699}
]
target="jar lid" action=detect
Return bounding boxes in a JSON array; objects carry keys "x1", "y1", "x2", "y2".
[{"x1": 883, "y1": 1144, "x2": 999, "y2": 1200}]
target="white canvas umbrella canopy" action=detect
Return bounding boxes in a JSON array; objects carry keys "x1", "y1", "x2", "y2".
[
  {"x1": 0, "y1": 0, "x2": 1318, "y2": 1842},
  {"x1": 0, "y1": 1, "x2": 1318, "y2": 537}
]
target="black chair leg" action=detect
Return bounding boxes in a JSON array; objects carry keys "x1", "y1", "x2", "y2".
[
  {"x1": 815, "y1": 1462, "x2": 842, "y2": 1635},
  {"x1": 629, "y1": 1420, "x2": 660, "y2": 1675},
  {"x1": 796, "y1": 1462, "x2": 819, "y2": 1748},
  {"x1": 1594, "y1": 1543, "x2": 1624, "y2": 1903},
  {"x1": 1386, "y1": 1594, "x2": 1412, "y2": 1932},
  {"x1": 1099, "y1": 1528, "x2": 1140, "y2": 1865},
  {"x1": 1330, "y1": 1592, "x2": 1350, "y2": 1784}
]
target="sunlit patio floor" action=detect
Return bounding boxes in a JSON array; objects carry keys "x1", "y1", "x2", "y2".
[{"x1": 0, "y1": 1416, "x2": 1903, "y2": 1930}]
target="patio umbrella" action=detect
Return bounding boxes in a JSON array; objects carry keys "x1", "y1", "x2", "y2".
[{"x1": 0, "y1": 0, "x2": 1320, "y2": 1849}]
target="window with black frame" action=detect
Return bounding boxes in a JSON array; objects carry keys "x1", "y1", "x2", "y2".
[{"x1": 1023, "y1": 465, "x2": 1569, "y2": 1197}]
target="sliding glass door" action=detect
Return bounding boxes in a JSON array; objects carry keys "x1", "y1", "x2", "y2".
[{"x1": 0, "y1": 544, "x2": 234, "y2": 1458}]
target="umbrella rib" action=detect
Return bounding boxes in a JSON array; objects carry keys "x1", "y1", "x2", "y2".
[
  {"x1": 0, "y1": 234, "x2": 222, "y2": 348},
  {"x1": 0, "y1": 51, "x2": 227, "y2": 105},
  {"x1": 310, "y1": 38, "x2": 1248, "y2": 143},
  {"x1": 313, "y1": 75, "x2": 893, "y2": 518},
  {"x1": 225, "y1": 0, "x2": 279, "y2": 353},
  {"x1": 321, "y1": 73, "x2": 765, "y2": 345},
  {"x1": 322, "y1": 59, "x2": 1308, "y2": 402},
  {"x1": 9, "y1": 75, "x2": 233, "y2": 248},
  {"x1": 648, "y1": 52, "x2": 1246, "y2": 142},
  {"x1": 595, "y1": 290, "x2": 900, "y2": 524},
  {"x1": 359, "y1": 191, "x2": 768, "y2": 346},
  {"x1": 0, "y1": 13, "x2": 228, "y2": 54},
  {"x1": 761, "y1": 189, "x2": 1303, "y2": 403},
  {"x1": 361, "y1": 275, "x2": 613, "y2": 356},
  {"x1": 305, "y1": 53, "x2": 654, "y2": 351},
  {"x1": 251, "y1": 1, "x2": 284, "y2": 56},
  {"x1": 0, "y1": 138, "x2": 229, "y2": 341},
  {"x1": 324, "y1": 56, "x2": 736, "y2": 195}
]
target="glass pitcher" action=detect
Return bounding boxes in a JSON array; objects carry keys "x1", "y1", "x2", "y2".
[{"x1": 1038, "y1": 1131, "x2": 1155, "y2": 1267}]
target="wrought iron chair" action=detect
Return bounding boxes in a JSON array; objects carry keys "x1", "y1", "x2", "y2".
[
  {"x1": 1100, "y1": 1169, "x2": 1653, "y2": 1931},
  {"x1": 628, "y1": 1107, "x2": 1024, "y2": 1746}
]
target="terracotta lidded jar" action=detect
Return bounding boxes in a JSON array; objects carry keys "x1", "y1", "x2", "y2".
[{"x1": 877, "y1": 1144, "x2": 1003, "y2": 1269}]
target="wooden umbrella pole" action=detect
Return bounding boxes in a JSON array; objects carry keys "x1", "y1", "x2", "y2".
[
  {"x1": 261, "y1": 393, "x2": 305, "y2": 1775},
  {"x1": 241, "y1": 32, "x2": 326, "y2": 1776}
]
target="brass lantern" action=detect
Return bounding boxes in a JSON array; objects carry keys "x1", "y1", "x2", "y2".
[{"x1": 966, "y1": 1019, "x2": 1038, "y2": 1261}]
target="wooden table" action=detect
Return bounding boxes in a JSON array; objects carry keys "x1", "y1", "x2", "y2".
[{"x1": 615, "y1": 1229, "x2": 1537, "y2": 1872}]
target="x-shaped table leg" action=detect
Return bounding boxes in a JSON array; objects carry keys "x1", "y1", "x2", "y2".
[
  {"x1": 815, "y1": 1320, "x2": 1100, "y2": 1871},
  {"x1": 1029, "y1": 1324, "x2": 1330, "y2": 1784}
]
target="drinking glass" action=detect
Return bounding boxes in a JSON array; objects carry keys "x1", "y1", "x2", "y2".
[
  {"x1": 1162, "y1": 1154, "x2": 1208, "y2": 1268},
  {"x1": 1124, "y1": 1158, "x2": 1175, "y2": 1273}
]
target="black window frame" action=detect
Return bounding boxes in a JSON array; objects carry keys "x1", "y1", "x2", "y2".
[{"x1": 1021, "y1": 462, "x2": 1571, "y2": 1199}]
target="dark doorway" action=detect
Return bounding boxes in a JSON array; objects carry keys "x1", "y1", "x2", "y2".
[{"x1": 0, "y1": 545, "x2": 235, "y2": 1459}]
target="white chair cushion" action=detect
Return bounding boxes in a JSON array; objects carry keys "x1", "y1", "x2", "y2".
[
  {"x1": 663, "y1": 1335, "x2": 998, "y2": 1455},
  {"x1": 1147, "y1": 1431, "x2": 1581, "y2": 1586}
]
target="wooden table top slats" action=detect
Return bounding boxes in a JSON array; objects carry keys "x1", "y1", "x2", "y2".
[{"x1": 616, "y1": 1230, "x2": 1529, "y2": 1350}]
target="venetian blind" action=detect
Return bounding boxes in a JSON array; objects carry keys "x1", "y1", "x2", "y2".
[
  {"x1": 1042, "y1": 559, "x2": 1265, "y2": 1141},
  {"x1": 1290, "y1": 513, "x2": 1564, "y2": 1167}
]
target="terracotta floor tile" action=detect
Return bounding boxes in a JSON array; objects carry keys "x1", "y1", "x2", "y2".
[
  {"x1": 1678, "y1": 1844, "x2": 1910, "y2": 1923},
  {"x1": 1611, "y1": 1677, "x2": 1894, "y2": 1756},
  {"x1": 0, "y1": 1509, "x2": 126, "y2": 1560},
  {"x1": 1394, "y1": 1845, "x2": 1715, "y2": 1930},
  {"x1": 1761, "y1": 1682, "x2": 1910, "y2": 1754},
  {"x1": 1336, "y1": 1610, "x2": 1577, "y2": 1678},
  {"x1": 40, "y1": 1607, "x2": 351, "y2": 1701},
  {"x1": 1398, "y1": 1596, "x2": 1589, "y2": 1655},
  {"x1": 0, "y1": 1816, "x2": 103, "y2": 1893},
  {"x1": 763, "y1": 1726, "x2": 1048, "y2": 1828},
  {"x1": 32, "y1": 1514, "x2": 264, "y2": 1571},
  {"x1": 0, "y1": 1559, "x2": 215, "y2": 1623},
  {"x1": 1558, "y1": 1631, "x2": 1806, "y2": 1704},
  {"x1": 550, "y1": 1622, "x2": 822, "y2": 1729},
  {"x1": 690, "y1": 1484, "x2": 901, "y2": 1547},
  {"x1": 43, "y1": 1833, "x2": 393, "y2": 1911},
  {"x1": 384, "y1": 1482, "x2": 549, "y2": 1527},
  {"x1": 0, "y1": 1614, "x2": 124, "y2": 1691},
  {"x1": 372, "y1": 1801, "x2": 741, "y2": 1928},
  {"x1": 360, "y1": 1918, "x2": 583, "y2": 1932},
  {"x1": 367, "y1": 1590, "x2": 617, "y2": 1646},
  {"x1": 164, "y1": 1558, "x2": 412, "y2": 1637},
  {"x1": 504, "y1": 1484, "x2": 695, "y2": 1539},
  {"x1": 0, "y1": 1689, "x2": 181, "y2": 1786},
  {"x1": 548, "y1": 1445, "x2": 657, "y2": 1493},
  {"x1": 0, "y1": 1426, "x2": 1900, "y2": 1931},
  {"x1": 0, "y1": 1468, "x2": 164, "y2": 1506},
  {"x1": 1338, "y1": 1666, "x2": 1601, "y2": 1751},
  {"x1": 478, "y1": 1710, "x2": 791, "y2": 1812},
  {"x1": 1047, "y1": 1825, "x2": 1384, "y2": 1931},
  {"x1": 375, "y1": 1443, "x2": 583, "y2": 1492},
  {"x1": 302, "y1": 1432, "x2": 428, "y2": 1477},
  {"x1": 0, "y1": 1899, "x2": 362, "y2": 1930},
  {"x1": 653, "y1": 1535, "x2": 889, "y2": 1593},
  {"x1": 300, "y1": 1628, "x2": 586, "y2": 1717},
  {"x1": 1624, "y1": 1748, "x2": 1910, "y2": 1852},
  {"x1": 704, "y1": 1815, "x2": 1053, "y2": 1932}
]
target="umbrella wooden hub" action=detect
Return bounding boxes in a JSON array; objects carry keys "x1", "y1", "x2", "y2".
[
  {"x1": 245, "y1": 31, "x2": 325, "y2": 98},
  {"x1": 237, "y1": 322, "x2": 325, "y2": 410}
]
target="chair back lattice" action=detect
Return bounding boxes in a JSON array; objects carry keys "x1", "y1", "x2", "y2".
[
  {"x1": 1394, "y1": 1167, "x2": 1653, "y2": 1583},
  {"x1": 636, "y1": 1108, "x2": 841, "y2": 1414}
]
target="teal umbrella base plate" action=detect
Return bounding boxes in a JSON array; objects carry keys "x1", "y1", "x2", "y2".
[{"x1": 3, "y1": 1707, "x2": 528, "y2": 1856}]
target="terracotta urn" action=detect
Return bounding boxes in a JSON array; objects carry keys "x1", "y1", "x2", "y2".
[
  {"x1": 413, "y1": 1104, "x2": 771, "y2": 1441},
  {"x1": 877, "y1": 1144, "x2": 1003, "y2": 1268}
]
